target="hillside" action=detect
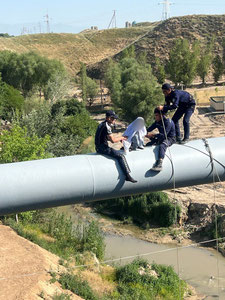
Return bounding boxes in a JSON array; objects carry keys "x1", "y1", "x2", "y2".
[
  {"x1": 88, "y1": 14, "x2": 225, "y2": 77},
  {"x1": 0, "y1": 25, "x2": 155, "y2": 75},
  {"x1": 0, "y1": 225, "x2": 83, "y2": 300},
  {"x1": 1, "y1": 15, "x2": 225, "y2": 78}
]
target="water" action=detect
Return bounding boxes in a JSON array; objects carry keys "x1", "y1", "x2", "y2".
[
  {"x1": 105, "y1": 234, "x2": 225, "y2": 299},
  {"x1": 57, "y1": 206, "x2": 225, "y2": 299}
]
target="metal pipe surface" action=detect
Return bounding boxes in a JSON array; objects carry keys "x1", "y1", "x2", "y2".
[{"x1": 0, "y1": 137, "x2": 225, "y2": 216}]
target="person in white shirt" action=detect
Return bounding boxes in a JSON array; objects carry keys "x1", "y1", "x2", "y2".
[{"x1": 122, "y1": 117, "x2": 147, "y2": 155}]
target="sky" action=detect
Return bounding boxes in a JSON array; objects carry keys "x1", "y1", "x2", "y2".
[{"x1": 1, "y1": 0, "x2": 224, "y2": 35}]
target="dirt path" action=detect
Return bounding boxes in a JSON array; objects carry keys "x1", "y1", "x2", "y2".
[
  {"x1": 190, "y1": 107, "x2": 225, "y2": 139},
  {"x1": 0, "y1": 225, "x2": 82, "y2": 300}
]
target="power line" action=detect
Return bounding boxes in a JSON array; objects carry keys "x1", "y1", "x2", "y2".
[
  {"x1": 44, "y1": 12, "x2": 51, "y2": 33},
  {"x1": 159, "y1": 0, "x2": 173, "y2": 20},
  {"x1": 0, "y1": 236, "x2": 224, "y2": 282},
  {"x1": 108, "y1": 10, "x2": 117, "y2": 29}
]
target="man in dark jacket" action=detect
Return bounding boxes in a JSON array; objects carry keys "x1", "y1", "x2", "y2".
[
  {"x1": 146, "y1": 108, "x2": 176, "y2": 172},
  {"x1": 95, "y1": 110, "x2": 137, "y2": 183},
  {"x1": 158, "y1": 83, "x2": 196, "y2": 144}
]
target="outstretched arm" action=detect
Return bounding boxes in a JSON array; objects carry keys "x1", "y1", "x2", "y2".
[
  {"x1": 108, "y1": 134, "x2": 127, "y2": 144},
  {"x1": 146, "y1": 123, "x2": 157, "y2": 139}
]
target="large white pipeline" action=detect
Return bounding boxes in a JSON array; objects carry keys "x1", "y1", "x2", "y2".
[{"x1": 0, "y1": 137, "x2": 224, "y2": 215}]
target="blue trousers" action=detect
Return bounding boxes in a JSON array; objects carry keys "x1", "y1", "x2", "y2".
[
  {"x1": 147, "y1": 137, "x2": 175, "y2": 159},
  {"x1": 158, "y1": 138, "x2": 175, "y2": 159},
  {"x1": 172, "y1": 106, "x2": 195, "y2": 140},
  {"x1": 96, "y1": 145, "x2": 131, "y2": 176}
]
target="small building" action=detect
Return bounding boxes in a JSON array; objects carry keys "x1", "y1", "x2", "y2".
[
  {"x1": 210, "y1": 96, "x2": 225, "y2": 111},
  {"x1": 91, "y1": 26, "x2": 98, "y2": 31},
  {"x1": 125, "y1": 21, "x2": 132, "y2": 28}
]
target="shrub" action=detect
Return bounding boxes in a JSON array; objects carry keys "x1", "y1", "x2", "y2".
[
  {"x1": 91, "y1": 192, "x2": 181, "y2": 228},
  {"x1": 82, "y1": 221, "x2": 105, "y2": 260},
  {"x1": 59, "y1": 273, "x2": 99, "y2": 300},
  {"x1": 52, "y1": 293, "x2": 71, "y2": 300},
  {"x1": 0, "y1": 79, "x2": 24, "y2": 120},
  {"x1": 5, "y1": 209, "x2": 105, "y2": 260},
  {"x1": 19, "y1": 98, "x2": 97, "y2": 157},
  {"x1": 115, "y1": 259, "x2": 187, "y2": 300},
  {"x1": 0, "y1": 125, "x2": 50, "y2": 163}
]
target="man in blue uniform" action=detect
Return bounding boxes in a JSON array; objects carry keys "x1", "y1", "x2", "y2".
[
  {"x1": 95, "y1": 110, "x2": 137, "y2": 183},
  {"x1": 146, "y1": 108, "x2": 176, "y2": 171},
  {"x1": 158, "y1": 83, "x2": 196, "y2": 144}
]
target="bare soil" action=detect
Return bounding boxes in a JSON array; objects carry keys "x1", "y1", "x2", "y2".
[{"x1": 0, "y1": 225, "x2": 83, "y2": 300}]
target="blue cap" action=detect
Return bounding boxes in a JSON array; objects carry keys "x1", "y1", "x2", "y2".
[
  {"x1": 106, "y1": 110, "x2": 118, "y2": 119},
  {"x1": 162, "y1": 83, "x2": 172, "y2": 90}
]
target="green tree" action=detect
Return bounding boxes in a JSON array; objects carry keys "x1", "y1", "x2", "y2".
[
  {"x1": 19, "y1": 98, "x2": 97, "y2": 157},
  {"x1": 154, "y1": 57, "x2": 166, "y2": 84},
  {"x1": 197, "y1": 42, "x2": 213, "y2": 84},
  {"x1": 221, "y1": 38, "x2": 225, "y2": 69},
  {"x1": 121, "y1": 45, "x2": 136, "y2": 59},
  {"x1": 0, "y1": 51, "x2": 67, "y2": 97},
  {"x1": 44, "y1": 71, "x2": 71, "y2": 102},
  {"x1": 105, "y1": 57, "x2": 163, "y2": 123},
  {"x1": 137, "y1": 51, "x2": 147, "y2": 66},
  {"x1": 0, "y1": 77, "x2": 24, "y2": 120},
  {"x1": 0, "y1": 125, "x2": 50, "y2": 163},
  {"x1": 80, "y1": 62, "x2": 88, "y2": 102},
  {"x1": 105, "y1": 59, "x2": 122, "y2": 108},
  {"x1": 86, "y1": 77, "x2": 98, "y2": 106},
  {"x1": 166, "y1": 39, "x2": 199, "y2": 87},
  {"x1": 212, "y1": 54, "x2": 224, "y2": 83},
  {"x1": 83, "y1": 221, "x2": 105, "y2": 260}
]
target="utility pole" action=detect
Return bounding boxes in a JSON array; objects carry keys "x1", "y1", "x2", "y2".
[
  {"x1": 44, "y1": 12, "x2": 50, "y2": 33},
  {"x1": 108, "y1": 10, "x2": 117, "y2": 29},
  {"x1": 38, "y1": 22, "x2": 42, "y2": 34},
  {"x1": 159, "y1": 0, "x2": 173, "y2": 20}
]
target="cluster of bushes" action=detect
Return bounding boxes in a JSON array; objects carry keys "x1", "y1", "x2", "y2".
[
  {"x1": 113, "y1": 259, "x2": 187, "y2": 300},
  {"x1": 0, "y1": 97, "x2": 97, "y2": 160},
  {"x1": 155, "y1": 38, "x2": 225, "y2": 86},
  {"x1": 18, "y1": 98, "x2": 97, "y2": 157},
  {"x1": 0, "y1": 75, "x2": 25, "y2": 120},
  {"x1": 3, "y1": 209, "x2": 105, "y2": 260},
  {"x1": 91, "y1": 192, "x2": 181, "y2": 228},
  {"x1": 0, "y1": 51, "x2": 69, "y2": 99},
  {"x1": 57, "y1": 259, "x2": 187, "y2": 300}
]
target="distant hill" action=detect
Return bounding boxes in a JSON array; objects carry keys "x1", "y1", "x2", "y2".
[
  {"x1": 1, "y1": 15, "x2": 225, "y2": 78},
  {"x1": 88, "y1": 14, "x2": 225, "y2": 78},
  {"x1": 0, "y1": 25, "x2": 155, "y2": 75}
]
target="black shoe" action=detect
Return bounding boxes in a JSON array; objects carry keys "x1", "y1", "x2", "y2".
[
  {"x1": 125, "y1": 174, "x2": 137, "y2": 183},
  {"x1": 180, "y1": 139, "x2": 189, "y2": 144},
  {"x1": 138, "y1": 146, "x2": 144, "y2": 150},
  {"x1": 151, "y1": 159, "x2": 163, "y2": 172},
  {"x1": 176, "y1": 137, "x2": 182, "y2": 144}
]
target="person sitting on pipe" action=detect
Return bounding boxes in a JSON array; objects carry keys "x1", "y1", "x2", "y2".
[
  {"x1": 146, "y1": 108, "x2": 176, "y2": 172},
  {"x1": 122, "y1": 117, "x2": 147, "y2": 155},
  {"x1": 95, "y1": 110, "x2": 137, "y2": 183},
  {"x1": 158, "y1": 83, "x2": 196, "y2": 144}
]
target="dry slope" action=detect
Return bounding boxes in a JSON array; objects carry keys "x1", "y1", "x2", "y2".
[
  {"x1": 89, "y1": 14, "x2": 225, "y2": 77},
  {"x1": 0, "y1": 225, "x2": 83, "y2": 300},
  {"x1": 0, "y1": 26, "x2": 154, "y2": 75}
]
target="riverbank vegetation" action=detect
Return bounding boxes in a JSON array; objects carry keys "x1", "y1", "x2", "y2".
[
  {"x1": 3, "y1": 210, "x2": 105, "y2": 260},
  {"x1": 90, "y1": 192, "x2": 181, "y2": 228},
  {"x1": 56, "y1": 258, "x2": 188, "y2": 300}
]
